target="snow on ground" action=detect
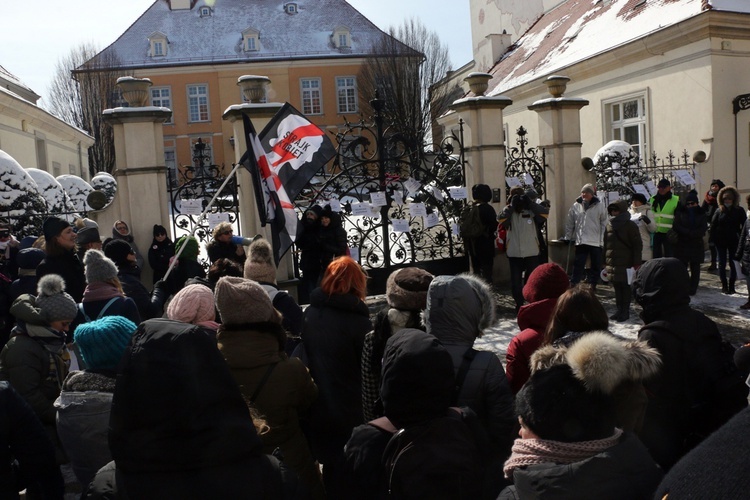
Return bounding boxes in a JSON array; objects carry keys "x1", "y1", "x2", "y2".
[{"x1": 474, "y1": 264, "x2": 750, "y2": 366}]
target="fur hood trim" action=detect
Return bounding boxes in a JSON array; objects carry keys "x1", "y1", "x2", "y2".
[
  {"x1": 718, "y1": 185, "x2": 741, "y2": 208},
  {"x1": 530, "y1": 331, "x2": 661, "y2": 394}
]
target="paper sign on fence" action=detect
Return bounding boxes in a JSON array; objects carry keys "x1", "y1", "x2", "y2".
[
  {"x1": 180, "y1": 199, "x2": 203, "y2": 216},
  {"x1": 409, "y1": 203, "x2": 427, "y2": 217},
  {"x1": 425, "y1": 212, "x2": 439, "y2": 228},
  {"x1": 392, "y1": 219, "x2": 410, "y2": 232},
  {"x1": 329, "y1": 199, "x2": 341, "y2": 212},
  {"x1": 207, "y1": 212, "x2": 230, "y2": 229},
  {"x1": 351, "y1": 202, "x2": 372, "y2": 216},
  {"x1": 370, "y1": 191, "x2": 387, "y2": 207}
]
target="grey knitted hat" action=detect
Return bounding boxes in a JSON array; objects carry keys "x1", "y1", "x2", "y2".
[
  {"x1": 581, "y1": 184, "x2": 596, "y2": 196},
  {"x1": 243, "y1": 238, "x2": 277, "y2": 284},
  {"x1": 84, "y1": 249, "x2": 119, "y2": 284},
  {"x1": 35, "y1": 275, "x2": 78, "y2": 323},
  {"x1": 214, "y1": 276, "x2": 280, "y2": 325}
]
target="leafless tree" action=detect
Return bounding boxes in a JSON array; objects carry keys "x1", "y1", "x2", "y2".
[
  {"x1": 359, "y1": 18, "x2": 458, "y2": 152},
  {"x1": 46, "y1": 42, "x2": 124, "y2": 176}
]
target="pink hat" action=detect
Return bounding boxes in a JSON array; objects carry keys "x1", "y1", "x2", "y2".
[{"x1": 167, "y1": 284, "x2": 215, "y2": 325}]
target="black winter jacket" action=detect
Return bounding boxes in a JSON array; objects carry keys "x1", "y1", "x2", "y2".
[
  {"x1": 147, "y1": 238, "x2": 174, "y2": 284},
  {"x1": 118, "y1": 266, "x2": 166, "y2": 321},
  {"x1": 302, "y1": 289, "x2": 371, "y2": 464},
  {"x1": 710, "y1": 186, "x2": 746, "y2": 248},
  {"x1": 499, "y1": 433, "x2": 662, "y2": 500},
  {"x1": 85, "y1": 319, "x2": 288, "y2": 499},
  {"x1": 673, "y1": 204, "x2": 708, "y2": 263},
  {"x1": 318, "y1": 214, "x2": 347, "y2": 271},
  {"x1": 206, "y1": 239, "x2": 245, "y2": 266},
  {"x1": 36, "y1": 250, "x2": 85, "y2": 302},
  {"x1": 735, "y1": 219, "x2": 750, "y2": 274}
]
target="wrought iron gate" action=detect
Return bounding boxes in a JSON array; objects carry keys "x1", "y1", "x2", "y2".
[
  {"x1": 167, "y1": 138, "x2": 241, "y2": 271},
  {"x1": 504, "y1": 126, "x2": 547, "y2": 199},
  {"x1": 294, "y1": 100, "x2": 469, "y2": 295}
]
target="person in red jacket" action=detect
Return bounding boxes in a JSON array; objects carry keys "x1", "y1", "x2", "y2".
[{"x1": 505, "y1": 263, "x2": 569, "y2": 394}]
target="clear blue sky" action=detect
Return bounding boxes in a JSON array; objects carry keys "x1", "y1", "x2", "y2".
[{"x1": 1, "y1": 0, "x2": 472, "y2": 107}]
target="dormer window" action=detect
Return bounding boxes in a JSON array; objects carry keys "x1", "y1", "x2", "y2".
[
  {"x1": 284, "y1": 3, "x2": 297, "y2": 14},
  {"x1": 242, "y1": 28, "x2": 260, "y2": 52},
  {"x1": 332, "y1": 26, "x2": 351, "y2": 49},
  {"x1": 148, "y1": 32, "x2": 169, "y2": 57},
  {"x1": 199, "y1": 6, "x2": 211, "y2": 17}
]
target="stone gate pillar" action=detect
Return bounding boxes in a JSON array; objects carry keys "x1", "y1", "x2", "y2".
[
  {"x1": 528, "y1": 76, "x2": 590, "y2": 270},
  {"x1": 103, "y1": 77, "x2": 172, "y2": 285},
  {"x1": 449, "y1": 73, "x2": 512, "y2": 282}
]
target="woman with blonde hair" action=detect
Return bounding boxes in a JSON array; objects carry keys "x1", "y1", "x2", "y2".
[{"x1": 301, "y1": 256, "x2": 372, "y2": 488}]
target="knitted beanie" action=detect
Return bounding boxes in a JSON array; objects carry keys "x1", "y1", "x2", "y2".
[
  {"x1": 104, "y1": 239, "x2": 134, "y2": 267},
  {"x1": 74, "y1": 316, "x2": 136, "y2": 371},
  {"x1": 523, "y1": 263, "x2": 570, "y2": 303},
  {"x1": 385, "y1": 267, "x2": 434, "y2": 311},
  {"x1": 76, "y1": 226, "x2": 101, "y2": 246},
  {"x1": 580, "y1": 184, "x2": 595, "y2": 196},
  {"x1": 35, "y1": 274, "x2": 78, "y2": 322},
  {"x1": 243, "y1": 238, "x2": 277, "y2": 284},
  {"x1": 84, "y1": 249, "x2": 119, "y2": 284},
  {"x1": 17, "y1": 248, "x2": 45, "y2": 271},
  {"x1": 686, "y1": 190, "x2": 700, "y2": 205},
  {"x1": 43, "y1": 216, "x2": 71, "y2": 241},
  {"x1": 214, "y1": 276, "x2": 279, "y2": 325},
  {"x1": 167, "y1": 284, "x2": 216, "y2": 325},
  {"x1": 175, "y1": 236, "x2": 200, "y2": 261}
]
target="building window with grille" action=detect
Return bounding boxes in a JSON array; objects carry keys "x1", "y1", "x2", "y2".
[
  {"x1": 301, "y1": 78, "x2": 322, "y2": 115},
  {"x1": 336, "y1": 76, "x2": 357, "y2": 114},
  {"x1": 151, "y1": 86, "x2": 173, "y2": 124},
  {"x1": 604, "y1": 92, "x2": 649, "y2": 158},
  {"x1": 187, "y1": 84, "x2": 209, "y2": 122}
]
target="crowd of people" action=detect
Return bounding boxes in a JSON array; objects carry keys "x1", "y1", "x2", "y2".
[{"x1": 0, "y1": 175, "x2": 747, "y2": 499}]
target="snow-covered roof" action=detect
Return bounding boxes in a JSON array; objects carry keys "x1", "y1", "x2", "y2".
[
  {"x1": 485, "y1": 0, "x2": 750, "y2": 97},
  {"x1": 78, "y1": 0, "x2": 400, "y2": 72},
  {"x1": 0, "y1": 65, "x2": 40, "y2": 104}
]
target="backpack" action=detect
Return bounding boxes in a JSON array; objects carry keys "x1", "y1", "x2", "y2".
[
  {"x1": 459, "y1": 203, "x2": 484, "y2": 239},
  {"x1": 378, "y1": 409, "x2": 483, "y2": 500},
  {"x1": 640, "y1": 320, "x2": 748, "y2": 441}
]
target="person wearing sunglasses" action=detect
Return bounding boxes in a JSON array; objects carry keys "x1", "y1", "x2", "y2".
[{"x1": 207, "y1": 221, "x2": 246, "y2": 266}]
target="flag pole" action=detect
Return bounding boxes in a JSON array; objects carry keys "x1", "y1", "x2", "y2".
[{"x1": 162, "y1": 161, "x2": 244, "y2": 284}]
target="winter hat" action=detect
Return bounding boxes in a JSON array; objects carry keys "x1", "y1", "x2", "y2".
[
  {"x1": 153, "y1": 224, "x2": 167, "y2": 237},
  {"x1": 523, "y1": 263, "x2": 569, "y2": 303},
  {"x1": 631, "y1": 193, "x2": 648, "y2": 205},
  {"x1": 84, "y1": 249, "x2": 119, "y2": 284},
  {"x1": 321, "y1": 205, "x2": 333, "y2": 219},
  {"x1": 214, "y1": 276, "x2": 279, "y2": 325},
  {"x1": 76, "y1": 226, "x2": 101, "y2": 246},
  {"x1": 380, "y1": 329, "x2": 455, "y2": 428},
  {"x1": 515, "y1": 363, "x2": 616, "y2": 442},
  {"x1": 35, "y1": 274, "x2": 78, "y2": 323},
  {"x1": 580, "y1": 184, "x2": 596, "y2": 196},
  {"x1": 104, "y1": 239, "x2": 134, "y2": 267},
  {"x1": 686, "y1": 190, "x2": 700, "y2": 205},
  {"x1": 17, "y1": 248, "x2": 45, "y2": 271},
  {"x1": 19, "y1": 235, "x2": 38, "y2": 250},
  {"x1": 167, "y1": 284, "x2": 216, "y2": 325},
  {"x1": 385, "y1": 267, "x2": 434, "y2": 311},
  {"x1": 43, "y1": 216, "x2": 70, "y2": 241},
  {"x1": 73, "y1": 316, "x2": 136, "y2": 371},
  {"x1": 76, "y1": 218, "x2": 99, "y2": 230},
  {"x1": 710, "y1": 179, "x2": 725, "y2": 190},
  {"x1": 175, "y1": 235, "x2": 200, "y2": 261},
  {"x1": 657, "y1": 178, "x2": 671, "y2": 188},
  {"x1": 243, "y1": 238, "x2": 277, "y2": 284}
]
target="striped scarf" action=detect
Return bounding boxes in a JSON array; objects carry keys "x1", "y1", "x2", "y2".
[{"x1": 504, "y1": 428, "x2": 623, "y2": 479}]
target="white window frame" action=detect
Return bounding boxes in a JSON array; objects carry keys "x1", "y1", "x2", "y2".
[
  {"x1": 300, "y1": 78, "x2": 322, "y2": 115},
  {"x1": 332, "y1": 26, "x2": 351, "y2": 49},
  {"x1": 187, "y1": 84, "x2": 210, "y2": 123},
  {"x1": 150, "y1": 86, "x2": 173, "y2": 124},
  {"x1": 336, "y1": 76, "x2": 357, "y2": 114},
  {"x1": 148, "y1": 32, "x2": 168, "y2": 58},
  {"x1": 285, "y1": 3, "x2": 297, "y2": 14},
  {"x1": 200, "y1": 6, "x2": 211, "y2": 16},
  {"x1": 603, "y1": 90, "x2": 650, "y2": 160}
]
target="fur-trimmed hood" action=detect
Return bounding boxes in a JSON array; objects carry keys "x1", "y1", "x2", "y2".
[
  {"x1": 423, "y1": 273, "x2": 496, "y2": 343},
  {"x1": 717, "y1": 185, "x2": 741, "y2": 209},
  {"x1": 530, "y1": 331, "x2": 661, "y2": 394}
]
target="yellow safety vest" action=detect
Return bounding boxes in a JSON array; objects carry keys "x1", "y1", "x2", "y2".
[{"x1": 649, "y1": 195, "x2": 680, "y2": 233}]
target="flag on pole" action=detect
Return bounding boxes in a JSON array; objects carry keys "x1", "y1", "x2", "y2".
[
  {"x1": 242, "y1": 104, "x2": 336, "y2": 264},
  {"x1": 258, "y1": 103, "x2": 337, "y2": 200},
  {"x1": 242, "y1": 114, "x2": 296, "y2": 264}
]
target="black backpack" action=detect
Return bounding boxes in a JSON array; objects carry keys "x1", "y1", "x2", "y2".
[
  {"x1": 459, "y1": 203, "x2": 484, "y2": 239},
  {"x1": 379, "y1": 408, "x2": 483, "y2": 500}
]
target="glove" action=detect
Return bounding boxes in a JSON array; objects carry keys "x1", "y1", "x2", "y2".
[
  {"x1": 640, "y1": 216, "x2": 651, "y2": 225},
  {"x1": 153, "y1": 279, "x2": 167, "y2": 291}
]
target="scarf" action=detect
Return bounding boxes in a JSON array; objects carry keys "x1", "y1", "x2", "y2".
[
  {"x1": 82, "y1": 281, "x2": 124, "y2": 302},
  {"x1": 705, "y1": 191, "x2": 717, "y2": 207},
  {"x1": 503, "y1": 428, "x2": 623, "y2": 479}
]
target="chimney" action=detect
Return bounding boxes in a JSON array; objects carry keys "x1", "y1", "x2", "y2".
[{"x1": 169, "y1": 0, "x2": 192, "y2": 10}]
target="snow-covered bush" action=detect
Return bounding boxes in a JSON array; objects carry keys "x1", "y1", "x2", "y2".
[
  {"x1": 57, "y1": 175, "x2": 94, "y2": 212},
  {"x1": 591, "y1": 140, "x2": 648, "y2": 198},
  {"x1": 0, "y1": 150, "x2": 48, "y2": 236},
  {"x1": 90, "y1": 172, "x2": 117, "y2": 208},
  {"x1": 27, "y1": 168, "x2": 78, "y2": 222}
]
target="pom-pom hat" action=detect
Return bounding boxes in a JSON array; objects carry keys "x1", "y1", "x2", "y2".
[{"x1": 35, "y1": 274, "x2": 78, "y2": 323}]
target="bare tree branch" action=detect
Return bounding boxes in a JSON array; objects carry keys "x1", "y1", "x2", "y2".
[{"x1": 45, "y1": 43, "x2": 124, "y2": 176}]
